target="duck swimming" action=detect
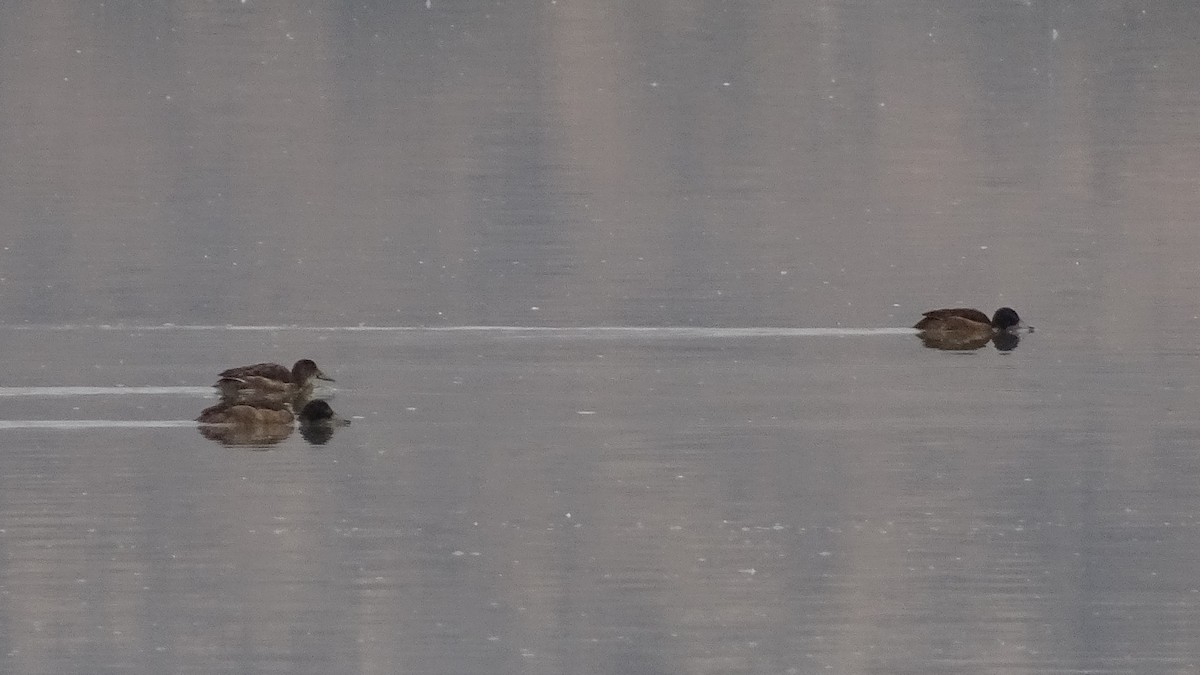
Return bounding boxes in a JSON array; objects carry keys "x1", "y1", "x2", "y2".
[
  {"x1": 219, "y1": 359, "x2": 333, "y2": 385},
  {"x1": 214, "y1": 359, "x2": 334, "y2": 397},
  {"x1": 196, "y1": 399, "x2": 349, "y2": 426},
  {"x1": 914, "y1": 307, "x2": 1023, "y2": 333}
]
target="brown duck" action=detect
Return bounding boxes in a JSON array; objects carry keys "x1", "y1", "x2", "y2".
[
  {"x1": 914, "y1": 307, "x2": 1025, "y2": 351},
  {"x1": 914, "y1": 307, "x2": 1022, "y2": 334},
  {"x1": 214, "y1": 359, "x2": 334, "y2": 398}
]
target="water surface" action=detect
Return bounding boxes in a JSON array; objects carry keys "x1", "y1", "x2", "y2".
[{"x1": 2, "y1": 1, "x2": 1200, "y2": 673}]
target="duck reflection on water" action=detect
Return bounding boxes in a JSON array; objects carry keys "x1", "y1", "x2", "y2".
[{"x1": 917, "y1": 329, "x2": 1021, "y2": 352}]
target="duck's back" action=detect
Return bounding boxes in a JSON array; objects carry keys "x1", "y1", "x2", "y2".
[
  {"x1": 196, "y1": 401, "x2": 294, "y2": 425},
  {"x1": 914, "y1": 308, "x2": 991, "y2": 330},
  {"x1": 219, "y1": 362, "x2": 293, "y2": 382},
  {"x1": 217, "y1": 375, "x2": 297, "y2": 394}
]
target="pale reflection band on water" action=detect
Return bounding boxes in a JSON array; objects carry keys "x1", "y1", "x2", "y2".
[
  {"x1": 0, "y1": 420, "x2": 198, "y2": 429},
  {"x1": 0, "y1": 326, "x2": 914, "y2": 430},
  {"x1": 0, "y1": 387, "x2": 210, "y2": 430},
  {"x1": 0, "y1": 386, "x2": 213, "y2": 397}
]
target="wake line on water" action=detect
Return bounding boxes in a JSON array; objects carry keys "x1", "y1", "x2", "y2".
[
  {"x1": 0, "y1": 420, "x2": 197, "y2": 429},
  {"x1": 0, "y1": 386, "x2": 212, "y2": 397},
  {"x1": 5, "y1": 324, "x2": 916, "y2": 337}
]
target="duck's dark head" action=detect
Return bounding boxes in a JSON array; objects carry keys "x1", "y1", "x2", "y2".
[
  {"x1": 991, "y1": 307, "x2": 1021, "y2": 331},
  {"x1": 297, "y1": 399, "x2": 350, "y2": 426}
]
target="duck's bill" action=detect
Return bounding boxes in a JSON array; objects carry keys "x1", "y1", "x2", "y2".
[{"x1": 317, "y1": 373, "x2": 336, "y2": 382}]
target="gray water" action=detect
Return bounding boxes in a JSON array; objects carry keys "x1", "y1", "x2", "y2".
[{"x1": 2, "y1": 1, "x2": 1200, "y2": 673}]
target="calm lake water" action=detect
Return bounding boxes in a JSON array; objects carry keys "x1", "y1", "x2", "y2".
[{"x1": 2, "y1": 1, "x2": 1200, "y2": 673}]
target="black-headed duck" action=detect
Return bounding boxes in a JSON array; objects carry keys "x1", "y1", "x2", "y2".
[
  {"x1": 914, "y1": 307, "x2": 1025, "y2": 352},
  {"x1": 914, "y1": 307, "x2": 1023, "y2": 333},
  {"x1": 196, "y1": 400, "x2": 349, "y2": 447},
  {"x1": 196, "y1": 399, "x2": 349, "y2": 427}
]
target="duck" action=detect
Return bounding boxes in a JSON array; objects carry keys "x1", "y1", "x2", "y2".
[
  {"x1": 196, "y1": 399, "x2": 349, "y2": 427},
  {"x1": 914, "y1": 307, "x2": 1023, "y2": 334},
  {"x1": 214, "y1": 359, "x2": 334, "y2": 397}
]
